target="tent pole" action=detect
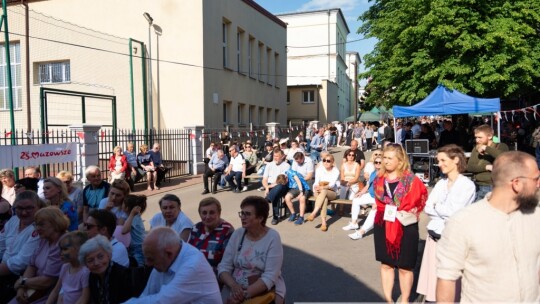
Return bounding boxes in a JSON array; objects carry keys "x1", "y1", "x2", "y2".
[
  {"x1": 393, "y1": 117, "x2": 397, "y2": 143},
  {"x1": 497, "y1": 112, "x2": 501, "y2": 141}
]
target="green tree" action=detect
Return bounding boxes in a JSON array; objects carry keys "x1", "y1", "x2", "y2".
[{"x1": 359, "y1": 0, "x2": 540, "y2": 107}]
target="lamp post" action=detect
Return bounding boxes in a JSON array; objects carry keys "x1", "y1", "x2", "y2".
[
  {"x1": 153, "y1": 24, "x2": 162, "y2": 129},
  {"x1": 143, "y1": 12, "x2": 153, "y2": 131}
]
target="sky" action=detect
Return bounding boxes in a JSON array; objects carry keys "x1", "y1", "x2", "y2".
[{"x1": 254, "y1": 0, "x2": 377, "y2": 75}]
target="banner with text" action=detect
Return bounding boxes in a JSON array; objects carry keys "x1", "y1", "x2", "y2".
[
  {"x1": 0, "y1": 146, "x2": 13, "y2": 169},
  {"x1": 10, "y1": 143, "x2": 78, "y2": 168}
]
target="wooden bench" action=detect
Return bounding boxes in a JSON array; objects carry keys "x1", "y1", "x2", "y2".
[{"x1": 307, "y1": 196, "x2": 354, "y2": 217}]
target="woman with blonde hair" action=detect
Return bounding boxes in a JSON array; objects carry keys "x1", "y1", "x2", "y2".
[
  {"x1": 136, "y1": 144, "x2": 157, "y2": 191},
  {"x1": 42, "y1": 177, "x2": 78, "y2": 231},
  {"x1": 56, "y1": 171, "x2": 83, "y2": 222},
  {"x1": 373, "y1": 144, "x2": 427, "y2": 303},
  {"x1": 306, "y1": 154, "x2": 340, "y2": 231}
]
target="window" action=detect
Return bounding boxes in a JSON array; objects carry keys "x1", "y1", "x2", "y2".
[
  {"x1": 275, "y1": 109, "x2": 279, "y2": 122},
  {"x1": 266, "y1": 47, "x2": 271, "y2": 84},
  {"x1": 258, "y1": 42, "x2": 263, "y2": 81},
  {"x1": 237, "y1": 29, "x2": 244, "y2": 73},
  {"x1": 248, "y1": 36, "x2": 254, "y2": 77},
  {"x1": 286, "y1": 91, "x2": 290, "y2": 104},
  {"x1": 248, "y1": 106, "x2": 254, "y2": 124},
  {"x1": 0, "y1": 42, "x2": 22, "y2": 110},
  {"x1": 258, "y1": 107, "x2": 264, "y2": 126},
  {"x1": 38, "y1": 61, "x2": 70, "y2": 84},
  {"x1": 274, "y1": 53, "x2": 279, "y2": 87},
  {"x1": 222, "y1": 21, "x2": 230, "y2": 68},
  {"x1": 303, "y1": 90, "x2": 315, "y2": 103},
  {"x1": 266, "y1": 108, "x2": 272, "y2": 122},
  {"x1": 223, "y1": 102, "x2": 230, "y2": 124},
  {"x1": 237, "y1": 103, "x2": 244, "y2": 125}
]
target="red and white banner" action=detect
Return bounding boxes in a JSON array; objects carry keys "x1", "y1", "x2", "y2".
[{"x1": 0, "y1": 143, "x2": 78, "y2": 168}]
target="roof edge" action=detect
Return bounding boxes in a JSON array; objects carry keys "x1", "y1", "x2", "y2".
[
  {"x1": 276, "y1": 8, "x2": 349, "y2": 34},
  {"x1": 242, "y1": 0, "x2": 287, "y2": 28}
]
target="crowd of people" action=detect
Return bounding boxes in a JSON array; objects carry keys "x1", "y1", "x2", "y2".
[{"x1": 1, "y1": 117, "x2": 540, "y2": 303}]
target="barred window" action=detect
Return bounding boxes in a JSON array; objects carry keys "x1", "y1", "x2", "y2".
[{"x1": 39, "y1": 61, "x2": 70, "y2": 84}]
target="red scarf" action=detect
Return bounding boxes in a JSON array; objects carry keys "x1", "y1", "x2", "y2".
[{"x1": 374, "y1": 171, "x2": 427, "y2": 259}]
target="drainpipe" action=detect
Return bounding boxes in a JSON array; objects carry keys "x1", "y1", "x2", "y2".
[{"x1": 23, "y1": 0, "x2": 31, "y2": 133}]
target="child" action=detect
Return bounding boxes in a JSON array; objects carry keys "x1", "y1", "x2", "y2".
[
  {"x1": 122, "y1": 194, "x2": 147, "y2": 267},
  {"x1": 46, "y1": 231, "x2": 90, "y2": 304}
]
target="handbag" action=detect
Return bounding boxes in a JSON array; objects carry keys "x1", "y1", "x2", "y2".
[{"x1": 396, "y1": 210, "x2": 418, "y2": 226}]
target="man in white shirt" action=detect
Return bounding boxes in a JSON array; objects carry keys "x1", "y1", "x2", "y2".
[
  {"x1": 124, "y1": 227, "x2": 221, "y2": 303},
  {"x1": 263, "y1": 149, "x2": 291, "y2": 225},
  {"x1": 437, "y1": 151, "x2": 540, "y2": 302},
  {"x1": 84, "y1": 209, "x2": 130, "y2": 267},
  {"x1": 224, "y1": 145, "x2": 246, "y2": 193},
  {"x1": 149, "y1": 194, "x2": 193, "y2": 242}
]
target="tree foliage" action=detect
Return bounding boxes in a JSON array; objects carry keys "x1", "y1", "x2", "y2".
[{"x1": 358, "y1": 0, "x2": 540, "y2": 107}]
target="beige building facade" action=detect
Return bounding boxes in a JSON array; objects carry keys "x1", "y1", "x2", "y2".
[
  {"x1": 1, "y1": 0, "x2": 286, "y2": 130},
  {"x1": 278, "y1": 9, "x2": 351, "y2": 124},
  {"x1": 346, "y1": 52, "x2": 361, "y2": 120}
]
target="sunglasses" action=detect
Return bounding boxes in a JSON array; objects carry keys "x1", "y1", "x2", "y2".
[
  {"x1": 245, "y1": 145, "x2": 251, "y2": 148},
  {"x1": 238, "y1": 211, "x2": 252, "y2": 218},
  {"x1": 374, "y1": 161, "x2": 382, "y2": 164},
  {"x1": 322, "y1": 159, "x2": 332, "y2": 163},
  {"x1": 347, "y1": 154, "x2": 355, "y2": 157}
]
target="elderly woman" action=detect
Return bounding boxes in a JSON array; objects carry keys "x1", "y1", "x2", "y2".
[
  {"x1": 416, "y1": 144, "x2": 476, "y2": 301},
  {"x1": 137, "y1": 144, "x2": 157, "y2": 191},
  {"x1": 123, "y1": 143, "x2": 140, "y2": 191},
  {"x1": 11, "y1": 207, "x2": 68, "y2": 304},
  {"x1": 42, "y1": 177, "x2": 78, "y2": 231},
  {"x1": 373, "y1": 144, "x2": 427, "y2": 303},
  {"x1": 306, "y1": 154, "x2": 340, "y2": 231},
  {"x1": 56, "y1": 171, "x2": 83, "y2": 223},
  {"x1": 108, "y1": 146, "x2": 128, "y2": 183},
  {"x1": 80, "y1": 235, "x2": 134, "y2": 304},
  {"x1": 218, "y1": 196, "x2": 285, "y2": 304},
  {"x1": 0, "y1": 191, "x2": 43, "y2": 303},
  {"x1": 1, "y1": 169, "x2": 16, "y2": 205},
  {"x1": 189, "y1": 197, "x2": 234, "y2": 275},
  {"x1": 363, "y1": 149, "x2": 382, "y2": 181}
]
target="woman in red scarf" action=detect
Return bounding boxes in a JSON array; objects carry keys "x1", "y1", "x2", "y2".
[{"x1": 373, "y1": 144, "x2": 427, "y2": 303}]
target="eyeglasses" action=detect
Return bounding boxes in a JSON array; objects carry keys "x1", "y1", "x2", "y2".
[
  {"x1": 84, "y1": 223, "x2": 98, "y2": 229},
  {"x1": 238, "y1": 211, "x2": 252, "y2": 218},
  {"x1": 322, "y1": 159, "x2": 332, "y2": 163},
  {"x1": 374, "y1": 161, "x2": 382, "y2": 164},
  {"x1": 347, "y1": 154, "x2": 355, "y2": 157},
  {"x1": 15, "y1": 205, "x2": 35, "y2": 212},
  {"x1": 245, "y1": 145, "x2": 251, "y2": 148}
]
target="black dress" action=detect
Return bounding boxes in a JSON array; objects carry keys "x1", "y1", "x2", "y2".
[{"x1": 373, "y1": 181, "x2": 420, "y2": 270}]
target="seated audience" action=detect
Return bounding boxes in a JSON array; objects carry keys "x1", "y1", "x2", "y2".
[
  {"x1": 224, "y1": 145, "x2": 246, "y2": 193},
  {"x1": 242, "y1": 141, "x2": 258, "y2": 191},
  {"x1": 149, "y1": 194, "x2": 193, "y2": 242},
  {"x1": 306, "y1": 154, "x2": 340, "y2": 231},
  {"x1": 202, "y1": 149, "x2": 228, "y2": 195},
  {"x1": 122, "y1": 195, "x2": 147, "y2": 267},
  {"x1": 124, "y1": 142, "x2": 140, "y2": 191},
  {"x1": 98, "y1": 179, "x2": 131, "y2": 247},
  {"x1": 46, "y1": 231, "x2": 90, "y2": 304},
  {"x1": 0, "y1": 169, "x2": 16, "y2": 205},
  {"x1": 124, "y1": 227, "x2": 221, "y2": 303},
  {"x1": 339, "y1": 149, "x2": 362, "y2": 200},
  {"x1": 262, "y1": 149, "x2": 291, "y2": 225},
  {"x1": 149, "y1": 143, "x2": 168, "y2": 188},
  {"x1": 218, "y1": 196, "x2": 286, "y2": 304},
  {"x1": 108, "y1": 146, "x2": 128, "y2": 183},
  {"x1": 137, "y1": 144, "x2": 157, "y2": 191},
  {"x1": 84, "y1": 209, "x2": 130, "y2": 268},
  {"x1": 82, "y1": 166, "x2": 110, "y2": 222},
  {"x1": 283, "y1": 168, "x2": 311, "y2": 225},
  {"x1": 0, "y1": 191, "x2": 43, "y2": 303},
  {"x1": 56, "y1": 171, "x2": 83, "y2": 223},
  {"x1": 11, "y1": 207, "x2": 68, "y2": 304},
  {"x1": 13, "y1": 178, "x2": 39, "y2": 195},
  {"x1": 42, "y1": 177, "x2": 78, "y2": 231},
  {"x1": 80, "y1": 235, "x2": 135, "y2": 304},
  {"x1": 188, "y1": 197, "x2": 234, "y2": 275}
]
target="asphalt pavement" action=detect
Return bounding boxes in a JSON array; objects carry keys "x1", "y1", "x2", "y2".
[{"x1": 140, "y1": 146, "x2": 430, "y2": 303}]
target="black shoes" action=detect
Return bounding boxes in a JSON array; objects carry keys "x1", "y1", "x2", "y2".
[
  {"x1": 201, "y1": 189, "x2": 210, "y2": 195},
  {"x1": 271, "y1": 218, "x2": 279, "y2": 225}
]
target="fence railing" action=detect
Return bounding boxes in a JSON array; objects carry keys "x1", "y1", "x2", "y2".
[{"x1": 98, "y1": 129, "x2": 192, "y2": 178}]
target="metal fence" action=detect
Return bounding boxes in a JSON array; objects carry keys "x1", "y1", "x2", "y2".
[
  {"x1": 98, "y1": 129, "x2": 192, "y2": 178},
  {"x1": 1, "y1": 129, "x2": 80, "y2": 179}
]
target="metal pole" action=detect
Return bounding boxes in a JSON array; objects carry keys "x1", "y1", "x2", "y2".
[
  {"x1": 155, "y1": 32, "x2": 161, "y2": 129},
  {"x1": 129, "y1": 38, "x2": 135, "y2": 133},
  {"x1": 1, "y1": 1, "x2": 15, "y2": 146},
  {"x1": 147, "y1": 23, "x2": 153, "y2": 131},
  {"x1": 24, "y1": 1, "x2": 31, "y2": 132}
]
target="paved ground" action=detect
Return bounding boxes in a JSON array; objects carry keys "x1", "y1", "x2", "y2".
[{"x1": 139, "y1": 146, "x2": 430, "y2": 303}]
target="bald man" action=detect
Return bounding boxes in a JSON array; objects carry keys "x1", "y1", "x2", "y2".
[
  {"x1": 124, "y1": 227, "x2": 221, "y2": 303},
  {"x1": 437, "y1": 151, "x2": 540, "y2": 302}
]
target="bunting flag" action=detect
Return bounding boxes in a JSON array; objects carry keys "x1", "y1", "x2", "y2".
[
  {"x1": 4, "y1": 131, "x2": 12, "y2": 137},
  {"x1": 499, "y1": 103, "x2": 540, "y2": 121},
  {"x1": 76, "y1": 132, "x2": 85, "y2": 140}
]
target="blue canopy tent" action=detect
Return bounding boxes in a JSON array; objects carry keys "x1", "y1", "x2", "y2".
[{"x1": 392, "y1": 85, "x2": 501, "y2": 141}]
